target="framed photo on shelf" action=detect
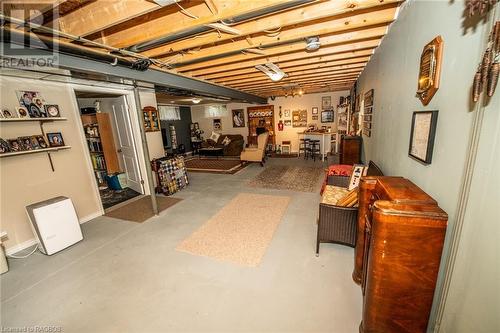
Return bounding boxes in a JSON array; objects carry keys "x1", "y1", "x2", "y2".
[
  {"x1": 321, "y1": 96, "x2": 332, "y2": 110},
  {"x1": 408, "y1": 110, "x2": 439, "y2": 164},
  {"x1": 34, "y1": 135, "x2": 48, "y2": 148},
  {"x1": 16, "y1": 91, "x2": 46, "y2": 118},
  {"x1": 45, "y1": 104, "x2": 61, "y2": 117},
  {"x1": 321, "y1": 110, "x2": 334, "y2": 123},
  {"x1": 312, "y1": 107, "x2": 319, "y2": 115},
  {"x1": 0, "y1": 138, "x2": 10, "y2": 153},
  {"x1": 2, "y1": 109, "x2": 18, "y2": 118},
  {"x1": 47, "y1": 132, "x2": 65, "y2": 147},
  {"x1": 7, "y1": 139, "x2": 22, "y2": 151},
  {"x1": 18, "y1": 136, "x2": 33, "y2": 150}
]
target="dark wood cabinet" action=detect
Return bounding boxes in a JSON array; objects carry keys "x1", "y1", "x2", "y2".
[
  {"x1": 247, "y1": 105, "x2": 275, "y2": 146},
  {"x1": 339, "y1": 135, "x2": 362, "y2": 165},
  {"x1": 354, "y1": 176, "x2": 448, "y2": 333}
]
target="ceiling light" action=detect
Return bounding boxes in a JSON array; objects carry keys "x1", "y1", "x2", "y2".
[
  {"x1": 170, "y1": 100, "x2": 175, "y2": 103},
  {"x1": 298, "y1": 89, "x2": 304, "y2": 96},
  {"x1": 255, "y1": 63, "x2": 287, "y2": 82},
  {"x1": 192, "y1": 98, "x2": 202, "y2": 104},
  {"x1": 305, "y1": 36, "x2": 321, "y2": 51},
  {"x1": 153, "y1": 0, "x2": 179, "y2": 7}
]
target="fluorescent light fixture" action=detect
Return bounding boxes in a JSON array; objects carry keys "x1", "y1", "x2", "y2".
[
  {"x1": 255, "y1": 62, "x2": 287, "y2": 82},
  {"x1": 153, "y1": 0, "x2": 179, "y2": 7},
  {"x1": 192, "y1": 98, "x2": 202, "y2": 104},
  {"x1": 206, "y1": 23, "x2": 242, "y2": 35}
]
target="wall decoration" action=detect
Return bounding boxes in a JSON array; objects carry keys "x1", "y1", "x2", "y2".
[
  {"x1": 472, "y1": 21, "x2": 499, "y2": 102},
  {"x1": 29, "y1": 136, "x2": 41, "y2": 149},
  {"x1": 465, "y1": 0, "x2": 499, "y2": 17},
  {"x1": 312, "y1": 115, "x2": 319, "y2": 121},
  {"x1": 47, "y1": 132, "x2": 65, "y2": 147},
  {"x1": 292, "y1": 110, "x2": 307, "y2": 127},
  {"x1": 2, "y1": 109, "x2": 17, "y2": 118},
  {"x1": 34, "y1": 135, "x2": 48, "y2": 148},
  {"x1": 284, "y1": 119, "x2": 291, "y2": 126},
  {"x1": 18, "y1": 136, "x2": 33, "y2": 150},
  {"x1": 231, "y1": 109, "x2": 245, "y2": 127},
  {"x1": 7, "y1": 139, "x2": 21, "y2": 151},
  {"x1": 348, "y1": 164, "x2": 368, "y2": 190},
  {"x1": 0, "y1": 138, "x2": 10, "y2": 153},
  {"x1": 247, "y1": 105, "x2": 275, "y2": 145},
  {"x1": 17, "y1": 107, "x2": 28, "y2": 118},
  {"x1": 16, "y1": 91, "x2": 47, "y2": 118},
  {"x1": 312, "y1": 107, "x2": 319, "y2": 115},
  {"x1": 45, "y1": 104, "x2": 60, "y2": 118},
  {"x1": 408, "y1": 110, "x2": 439, "y2": 164},
  {"x1": 364, "y1": 89, "x2": 374, "y2": 107},
  {"x1": 321, "y1": 110, "x2": 334, "y2": 123},
  {"x1": 416, "y1": 36, "x2": 443, "y2": 106},
  {"x1": 321, "y1": 96, "x2": 332, "y2": 109},
  {"x1": 278, "y1": 120, "x2": 284, "y2": 131},
  {"x1": 213, "y1": 118, "x2": 222, "y2": 131},
  {"x1": 284, "y1": 109, "x2": 290, "y2": 117}
]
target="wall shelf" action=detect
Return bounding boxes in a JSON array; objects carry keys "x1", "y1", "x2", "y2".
[
  {"x1": 0, "y1": 117, "x2": 67, "y2": 123},
  {"x1": 0, "y1": 146, "x2": 71, "y2": 158}
]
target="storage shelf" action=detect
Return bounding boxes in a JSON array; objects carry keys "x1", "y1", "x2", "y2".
[
  {"x1": 0, "y1": 146, "x2": 71, "y2": 158},
  {"x1": 0, "y1": 117, "x2": 67, "y2": 123}
]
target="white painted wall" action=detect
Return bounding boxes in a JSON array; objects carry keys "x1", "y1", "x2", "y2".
[
  {"x1": 355, "y1": 1, "x2": 499, "y2": 332},
  {"x1": 191, "y1": 91, "x2": 349, "y2": 151},
  {"x1": 139, "y1": 89, "x2": 165, "y2": 159}
]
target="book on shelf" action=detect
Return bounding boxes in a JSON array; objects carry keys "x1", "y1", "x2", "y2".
[{"x1": 90, "y1": 154, "x2": 107, "y2": 170}]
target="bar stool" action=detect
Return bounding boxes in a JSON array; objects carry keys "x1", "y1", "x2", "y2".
[
  {"x1": 299, "y1": 138, "x2": 309, "y2": 158},
  {"x1": 308, "y1": 139, "x2": 321, "y2": 161}
]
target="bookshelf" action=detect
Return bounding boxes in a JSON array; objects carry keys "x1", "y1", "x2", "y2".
[{"x1": 80, "y1": 113, "x2": 121, "y2": 186}]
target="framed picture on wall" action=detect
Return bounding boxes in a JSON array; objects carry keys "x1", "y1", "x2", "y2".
[
  {"x1": 312, "y1": 107, "x2": 319, "y2": 115},
  {"x1": 284, "y1": 109, "x2": 290, "y2": 117},
  {"x1": 47, "y1": 132, "x2": 65, "y2": 147},
  {"x1": 364, "y1": 89, "x2": 374, "y2": 107},
  {"x1": 284, "y1": 119, "x2": 291, "y2": 126},
  {"x1": 408, "y1": 110, "x2": 439, "y2": 164},
  {"x1": 231, "y1": 109, "x2": 245, "y2": 127},
  {"x1": 213, "y1": 118, "x2": 222, "y2": 131},
  {"x1": 321, "y1": 96, "x2": 332, "y2": 110},
  {"x1": 321, "y1": 110, "x2": 334, "y2": 123}
]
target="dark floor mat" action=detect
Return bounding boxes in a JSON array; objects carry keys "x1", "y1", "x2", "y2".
[{"x1": 100, "y1": 187, "x2": 141, "y2": 209}]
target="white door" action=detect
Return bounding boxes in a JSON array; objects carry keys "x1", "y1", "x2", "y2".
[{"x1": 110, "y1": 96, "x2": 143, "y2": 193}]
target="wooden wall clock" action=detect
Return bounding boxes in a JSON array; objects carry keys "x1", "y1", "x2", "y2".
[{"x1": 416, "y1": 36, "x2": 444, "y2": 106}]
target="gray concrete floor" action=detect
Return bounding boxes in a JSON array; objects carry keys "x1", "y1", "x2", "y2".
[{"x1": 1, "y1": 157, "x2": 362, "y2": 333}]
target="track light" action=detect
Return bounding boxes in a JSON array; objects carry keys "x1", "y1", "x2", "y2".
[{"x1": 192, "y1": 98, "x2": 202, "y2": 104}]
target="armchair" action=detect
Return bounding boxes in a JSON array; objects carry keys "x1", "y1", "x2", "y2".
[{"x1": 240, "y1": 132, "x2": 269, "y2": 166}]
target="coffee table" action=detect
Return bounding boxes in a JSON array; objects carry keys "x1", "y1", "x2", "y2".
[{"x1": 199, "y1": 147, "x2": 224, "y2": 159}]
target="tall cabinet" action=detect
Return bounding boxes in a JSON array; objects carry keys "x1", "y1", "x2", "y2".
[
  {"x1": 247, "y1": 105, "x2": 275, "y2": 146},
  {"x1": 81, "y1": 113, "x2": 121, "y2": 186},
  {"x1": 354, "y1": 176, "x2": 448, "y2": 333}
]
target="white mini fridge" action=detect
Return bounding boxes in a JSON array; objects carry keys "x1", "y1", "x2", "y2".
[{"x1": 26, "y1": 196, "x2": 83, "y2": 255}]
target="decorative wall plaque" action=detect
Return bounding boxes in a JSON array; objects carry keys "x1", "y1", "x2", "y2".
[{"x1": 416, "y1": 36, "x2": 443, "y2": 106}]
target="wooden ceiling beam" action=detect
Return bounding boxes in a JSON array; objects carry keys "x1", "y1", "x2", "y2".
[
  {"x1": 247, "y1": 80, "x2": 355, "y2": 94},
  {"x1": 237, "y1": 75, "x2": 360, "y2": 90},
  {"x1": 173, "y1": 26, "x2": 387, "y2": 72},
  {"x1": 95, "y1": 0, "x2": 301, "y2": 49},
  {"x1": 56, "y1": 0, "x2": 161, "y2": 37},
  {"x1": 221, "y1": 66, "x2": 364, "y2": 88},
  {"x1": 255, "y1": 84, "x2": 353, "y2": 97},
  {"x1": 213, "y1": 58, "x2": 368, "y2": 84},
  {"x1": 142, "y1": 0, "x2": 400, "y2": 58},
  {"x1": 166, "y1": 5, "x2": 397, "y2": 67},
  {"x1": 188, "y1": 45, "x2": 376, "y2": 78}
]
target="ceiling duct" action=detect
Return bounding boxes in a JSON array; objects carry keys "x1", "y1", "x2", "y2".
[{"x1": 127, "y1": 0, "x2": 314, "y2": 53}]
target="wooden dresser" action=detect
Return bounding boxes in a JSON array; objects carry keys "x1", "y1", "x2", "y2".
[
  {"x1": 339, "y1": 135, "x2": 362, "y2": 165},
  {"x1": 354, "y1": 176, "x2": 448, "y2": 333}
]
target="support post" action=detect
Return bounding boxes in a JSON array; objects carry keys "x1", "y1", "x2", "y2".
[{"x1": 133, "y1": 84, "x2": 159, "y2": 216}]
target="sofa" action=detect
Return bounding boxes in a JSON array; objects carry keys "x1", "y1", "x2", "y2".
[{"x1": 202, "y1": 134, "x2": 244, "y2": 157}]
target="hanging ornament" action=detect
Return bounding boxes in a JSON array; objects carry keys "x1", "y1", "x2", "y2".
[
  {"x1": 487, "y1": 60, "x2": 499, "y2": 97},
  {"x1": 473, "y1": 67, "x2": 483, "y2": 102},
  {"x1": 493, "y1": 21, "x2": 500, "y2": 53},
  {"x1": 481, "y1": 48, "x2": 492, "y2": 84},
  {"x1": 466, "y1": 0, "x2": 499, "y2": 17},
  {"x1": 279, "y1": 106, "x2": 282, "y2": 118}
]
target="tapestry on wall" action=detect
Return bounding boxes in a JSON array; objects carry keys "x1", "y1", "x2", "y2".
[{"x1": 292, "y1": 110, "x2": 307, "y2": 127}]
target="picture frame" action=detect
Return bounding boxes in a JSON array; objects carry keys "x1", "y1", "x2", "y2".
[
  {"x1": 18, "y1": 136, "x2": 34, "y2": 150},
  {"x1": 45, "y1": 104, "x2": 61, "y2": 118},
  {"x1": 312, "y1": 107, "x2": 319, "y2": 115},
  {"x1": 7, "y1": 139, "x2": 22, "y2": 151},
  {"x1": 231, "y1": 109, "x2": 245, "y2": 128},
  {"x1": 364, "y1": 89, "x2": 374, "y2": 107},
  {"x1": 321, "y1": 96, "x2": 332, "y2": 110},
  {"x1": 348, "y1": 164, "x2": 368, "y2": 190},
  {"x1": 312, "y1": 115, "x2": 318, "y2": 121},
  {"x1": 213, "y1": 118, "x2": 222, "y2": 131},
  {"x1": 292, "y1": 110, "x2": 307, "y2": 127},
  {"x1": 321, "y1": 110, "x2": 334, "y2": 123},
  {"x1": 47, "y1": 132, "x2": 65, "y2": 147},
  {"x1": 2, "y1": 108, "x2": 18, "y2": 118},
  {"x1": 408, "y1": 110, "x2": 439, "y2": 164},
  {"x1": 284, "y1": 119, "x2": 291, "y2": 126},
  {"x1": 16, "y1": 91, "x2": 46, "y2": 118},
  {"x1": 0, "y1": 138, "x2": 10, "y2": 153},
  {"x1": 33, "y1": 134, "x2": 48, "y2": 149},
  {"x1": 16, "y1": 106, "x2": 29, "y2": 118},
  {"x1": 284, "y1": 109, "x2": 290, "y2": 117},
  {"x1": 30, "y1": 135, "x2": 41, "y2": 149}
]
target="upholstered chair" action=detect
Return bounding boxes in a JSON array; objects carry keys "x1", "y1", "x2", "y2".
[{"x1": 240, "y1": 132, "x2": 269, "y2": 166}]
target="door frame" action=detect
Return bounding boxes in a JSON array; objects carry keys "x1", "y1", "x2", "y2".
[{"x1": 69, "y1": 85, "x2": 151, "y2": 214}]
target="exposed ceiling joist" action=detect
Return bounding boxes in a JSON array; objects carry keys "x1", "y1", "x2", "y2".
[
  {"x1": 142, "y1": 0, "x2": 400, "y2": 59},
  {"x1": 238, "y1": 75, "x2": 360, "y2": 91}
]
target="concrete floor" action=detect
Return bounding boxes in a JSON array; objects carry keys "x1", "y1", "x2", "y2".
[{"x1": 1, "y1": 157, "x2": 362, "y2": 332}]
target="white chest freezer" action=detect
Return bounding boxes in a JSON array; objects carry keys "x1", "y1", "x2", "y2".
[{"x1": 26, "y1": 196, "x2": 83, "y2": 255}]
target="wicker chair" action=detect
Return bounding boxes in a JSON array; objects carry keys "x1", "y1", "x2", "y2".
[{"x1": 316, "y1": 175, "x2": 358, "y2": 256}]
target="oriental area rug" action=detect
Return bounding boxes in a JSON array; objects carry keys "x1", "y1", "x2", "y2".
[
  {"x1": 185, "y1": 157, "x2": 248, "y2": 174},
  {"x1": 176, "y1": 193, "x2": 290, "y2": 267}
]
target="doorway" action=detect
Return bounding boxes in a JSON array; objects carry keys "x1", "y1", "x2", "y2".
[{"x1": 75, "y1": 90, "x2": 144, "y2": 210}]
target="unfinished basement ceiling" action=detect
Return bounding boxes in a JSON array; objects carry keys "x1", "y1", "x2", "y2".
[{"x1": 2, "y1": 0, "x2": 402, "y2": 97}]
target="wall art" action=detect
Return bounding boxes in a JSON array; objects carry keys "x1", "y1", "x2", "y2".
[{"x1": 408, "y1": 110, "x2": 439, "y2": 164}]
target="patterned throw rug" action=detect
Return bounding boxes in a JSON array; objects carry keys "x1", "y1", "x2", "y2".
[
  {"x1": 248, "y1": 165, "x2": 325, "y2": 192},
  {"x1": 185, "y1": 157, "x2": 248, "y2": 174},
  {"x1": 176, "y1": 193, "x2": 290, "y2": 267}
]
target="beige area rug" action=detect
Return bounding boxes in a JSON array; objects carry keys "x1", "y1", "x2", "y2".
[
  {"x1": 248, "y1": 166, "x2": 325, "y2": 192},
  {"x1": 105, "y1": 195, "x2": 182, "y2": 223},
  {"x1": 176, "y1": 193, "x2": 291, "y2": 267}
]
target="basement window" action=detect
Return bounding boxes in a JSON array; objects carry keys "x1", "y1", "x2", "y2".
[
  {"x1": 204, "y1": 104, "x2": 227, "y2": 118},
  {"x1": 158, "y1": 104, "x2": 181, "y2": 121}
]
